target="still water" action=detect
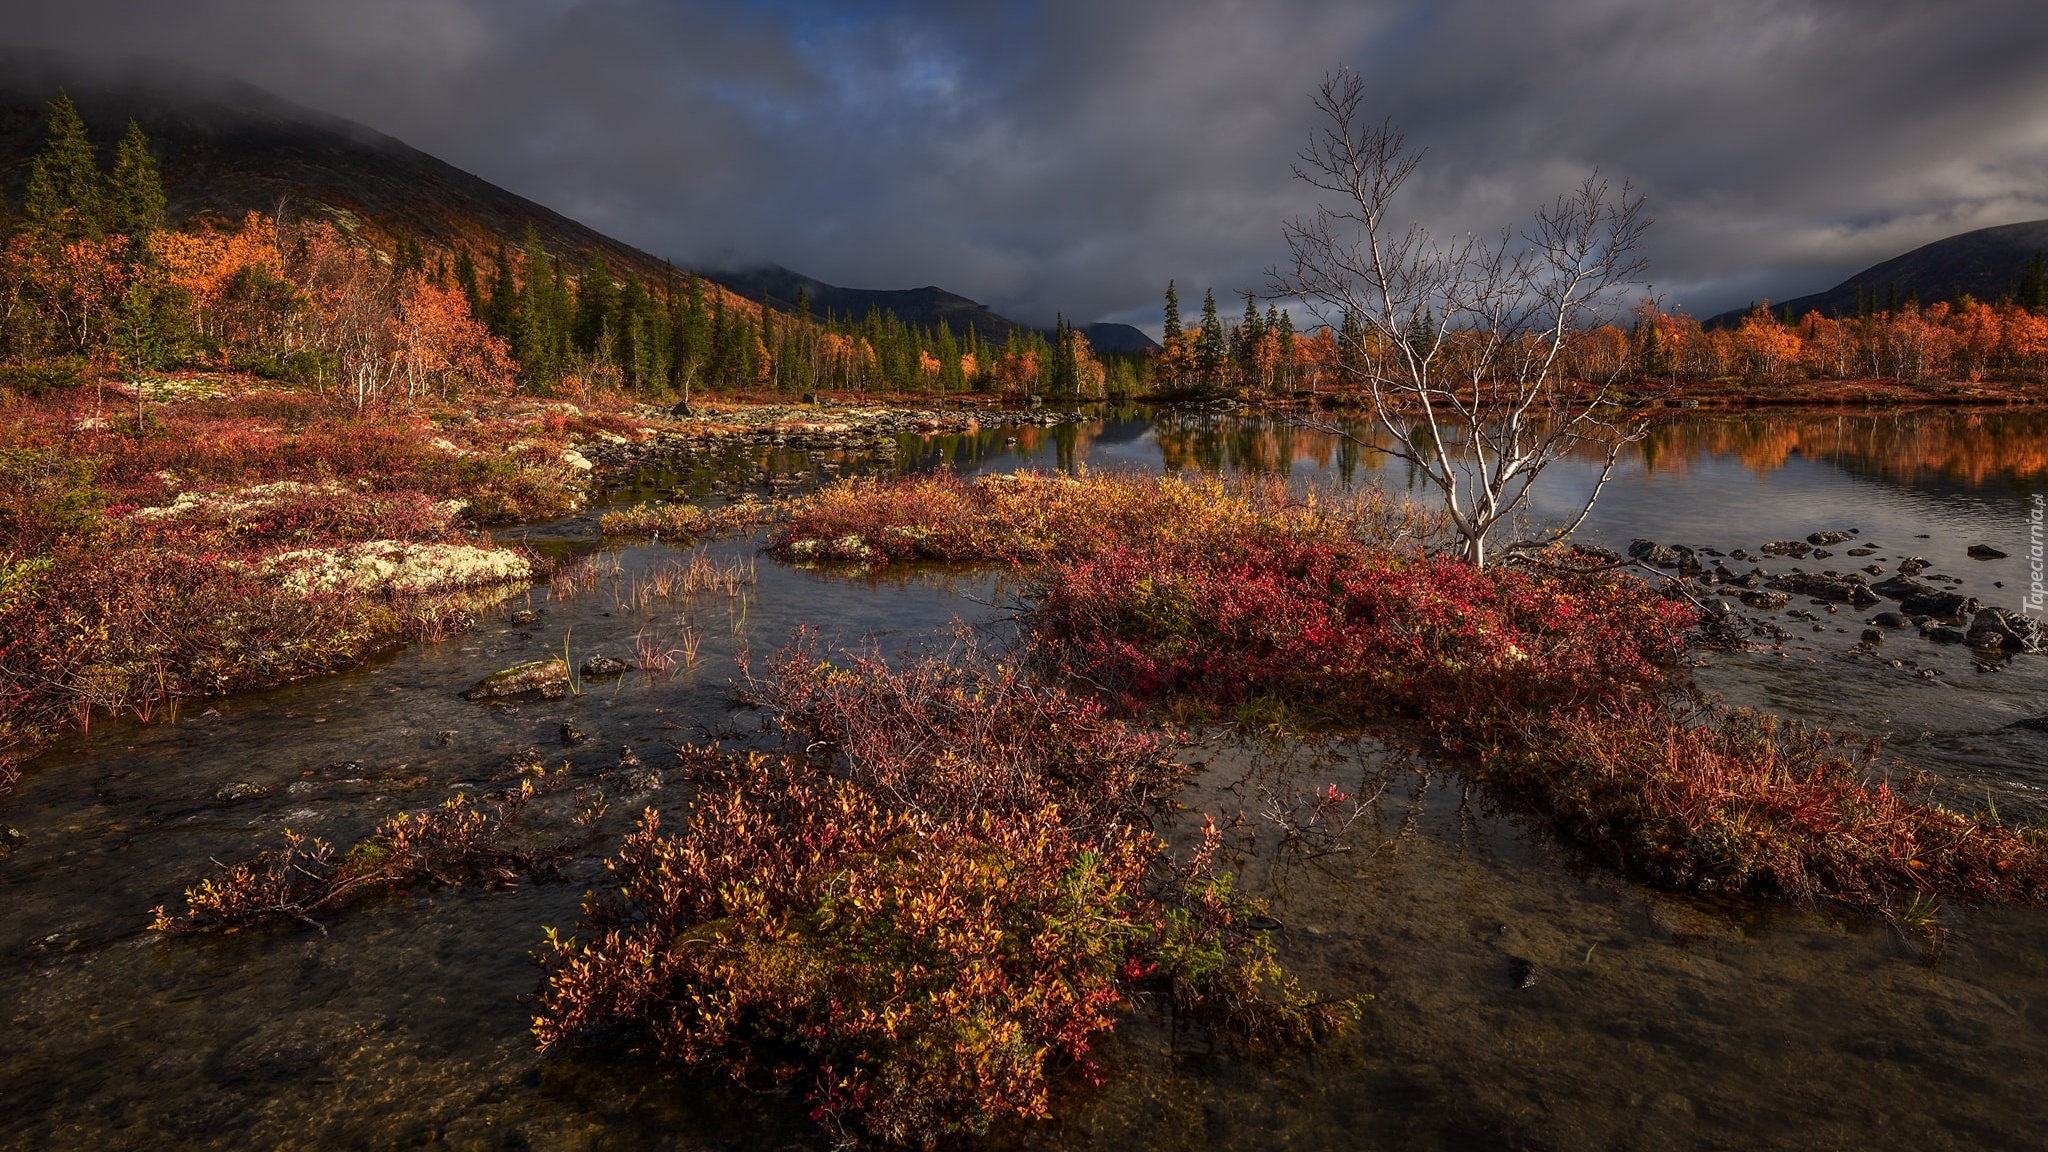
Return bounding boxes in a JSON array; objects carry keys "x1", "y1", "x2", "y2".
[{"x1": 3, "y1": 405, "x2": 2045, "y2": 1150}]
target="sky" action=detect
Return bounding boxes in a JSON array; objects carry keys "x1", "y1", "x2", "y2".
[{"x1": 8, "y1": 0, "x2": 2048, "y2": 332}]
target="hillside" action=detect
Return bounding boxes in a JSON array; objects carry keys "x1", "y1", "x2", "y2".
[
  {"x1": 1710, "y1": 218, "x2": 2048, "y2": 325},
  {"x1": 0, "y1": 48, "x2": 1158, "y2": 347}
]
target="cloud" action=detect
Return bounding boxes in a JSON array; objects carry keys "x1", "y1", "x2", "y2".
[{"x1": 7, "y1": 0, "x2": 2048, "y2": 328}]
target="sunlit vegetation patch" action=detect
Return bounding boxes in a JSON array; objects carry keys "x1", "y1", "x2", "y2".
[
  {"x1": 596, "y1": 500, "x2": 772, "y2": 541},
  {"x1": 152, "y1": 766, "x2": 599, "y2": 934},
  {"x1": 770, "y1": 469, "x2": 1435, "y2": 566},
  {"x1": 533, "y1": 635, "x2": 1361, "y2": 1146}
]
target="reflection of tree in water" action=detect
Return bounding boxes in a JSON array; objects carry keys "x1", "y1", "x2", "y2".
[
  {"x1": 1150, "y1": 407, "x2": 2048, "y2": 495},
  {"x1": 1629, "y1": 410, "x2": 2048, "y2": 490}
]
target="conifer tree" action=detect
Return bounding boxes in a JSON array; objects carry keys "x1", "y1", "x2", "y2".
[
  {"x1": 455, "y1": 248, "x2": 482, "y2": 319},
  {"x1": 24, "y1": 90, "x2": 105, "y2": 240},
  {"x1": 105, "y1": 120, "x2": 165, "y2": 240},
  {"x1": 2020, "y1": 254, "x2": 2046, "y2": 314},
  {"x1": 571, "y1": 251, "x2": 617, "y2": 358},
  {"x1": 1197, "y1": 289, "x2": 1226, "y2": 388},
  {"x1": 1163, "y1": 280, "x2": 1181, "y2": 341},
  {"x1": 486, "y1": 246, "x2": 517, "y2": 337}
]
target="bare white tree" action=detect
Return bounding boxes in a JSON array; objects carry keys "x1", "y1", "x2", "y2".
[{"x1": 1271, "y1": 69, "x2": 1651, "y2": 567}]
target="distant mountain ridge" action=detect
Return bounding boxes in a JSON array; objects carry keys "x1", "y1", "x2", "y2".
[
  {"x1": 0, "y1": 47, "x2": 1155, "y2": 350},
  {"x1": 1709, "y1": 219, "x2": 2048, "y2": 326}
]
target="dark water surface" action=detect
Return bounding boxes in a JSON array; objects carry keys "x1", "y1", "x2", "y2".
[{"x1": 4, "y1": 405, "x2": 2047, "y2": 1150}]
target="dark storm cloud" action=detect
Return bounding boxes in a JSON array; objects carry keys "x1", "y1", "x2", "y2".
[{"x1": 8, "y1": 0, "x2": 2048, "y2": 328}]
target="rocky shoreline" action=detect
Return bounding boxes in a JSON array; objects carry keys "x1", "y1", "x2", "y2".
[{"x1": 1621, "y1": 530, "x2": 2042, "y2": 669}]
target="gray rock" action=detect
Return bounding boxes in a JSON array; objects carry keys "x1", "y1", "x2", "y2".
[
  {"x1": 1967, "y1": 608, "x2": 2042, "y2": 653},
  {"x1": 1767, "y1": 572, "x2": 1878, "y2": 606},
  {"x1": 1899, "y1": 591, "x2": 1981, "y2": 621},
  {"x1": 1628, "y1": 539, "x2": 1683, "y2": 567},
  {"x1": 615, "y1": 766, "x2": 665, "y2": 795},
  {"x1": 580, "y1": 654, "x2": 630, "y2": 679},
  {"x1": 1871, "y1": 575, "x2": 1937, "y2": 601}
]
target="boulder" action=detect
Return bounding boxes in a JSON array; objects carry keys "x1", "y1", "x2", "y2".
[
  {"x1": 1860, "y1": 629, "x2": 1885, "y2": 645},
  {"x1": 1926, "y1": 626, "x2": 1969, "y2": 645},
  {"x1": 216, "y1": 781, "x2": 266, "y2": 802},
  {"x1": 1966, "y1": 608, "x2": 2042, "y2": 653},
  {"x1": 463, "y1": 659, "x2": 570, "y2": 701},
  {"x1": 581, "y1": 654, "x2": 630, "y2": 679},
  {"x1": 1760, "y1": 540, "x2": 1811, "y2": 557},
  {"x1": 1869, "y1": 611, "x2": 1914, "y2": 629},
  {"x1": 1899, "y1": 591, "x2": 1981, "y2": 621},
  {"x1": 1897, "y1": 556, "x2": 1931, "y2": 576},
  {"x1": 1870, "y1": 575, "x2": 1936, "y2": 601},
  {"x1": 1628, "y1": 539, "x2": 1683, "y2": 567},
  {"x1": 1741, "y1": 589, "x2": 1790, "y2": 610},
  {"x1": 1806, "y1": 530, "x2": 1853, "y2": 546},
  {"x1": 1967, "y1": 544, "x2": 2009, "y2": 560},
  {"x1": 508, "y1": 608, "x2": 541, "y2": 626}
]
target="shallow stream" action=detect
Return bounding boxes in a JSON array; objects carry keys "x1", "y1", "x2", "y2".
[{"x1": 4, "y1": 405, "x2": 2046, "y2": 1150}]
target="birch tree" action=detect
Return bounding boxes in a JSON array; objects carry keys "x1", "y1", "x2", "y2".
[{"x1": 1272, "y1": 70, "x2": 1650, "y2": 566}]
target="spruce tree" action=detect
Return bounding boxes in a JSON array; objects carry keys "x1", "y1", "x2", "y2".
[
  {"x1": 1163, "y1": 280, "x2": 1181, "y2": 341},
  {"x1": 486, "y1": 246, "x2": 517, "y2": 337},
  {"x1": 1197, "y1": 289, "x2": 1225, "y2": 387},
  {"x1": 2020, "y1": 254, "x2": 2046, "y2": 314},
  {"x1": 105, "y1": 120, "x2": 166, "y2": 240},
  {"x1": 455, "y1": 248, "x2": 482, "y2": 319},
  {"x1": 572, "y1": 251, "x2": 617, "y2": 358},
  {"x1": 24, "y1": 90, "x2": 105, "y2": 240}
]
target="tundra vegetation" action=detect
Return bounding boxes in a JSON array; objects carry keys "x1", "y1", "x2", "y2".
[{"x1": 5, "y1": 75, "x2": 2043, "y2": 1151}]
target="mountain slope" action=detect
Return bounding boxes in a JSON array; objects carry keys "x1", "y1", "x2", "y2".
[
  {"x1": 0, "y1": 48, "x2": 1158, "y2": 347},
  {"x1": 1710, "y1": 219, "x2": 2048, "y2": 325}
]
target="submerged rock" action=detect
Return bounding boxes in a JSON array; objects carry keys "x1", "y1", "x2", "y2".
[
  {"x1": 1967, "y1": 544, "x2": 2009, "y2": 560},
  {"x1": 1760, "y1": 540, "x2": 1812, "y2": 558},
  {"x1": 462, "y1": 659, "x2": 570, "y2": 701},
  {"x1": 215, "y1": 781, "x2": 266, "y2": 802},
  {"x1": 508, "y1": 608, "x2": 541, "y2": 626},
  {"x1": 1741, "y1": 589, "x2": 1790, "y2": 610},
  {"x1": 559, "y1": 721, "x2": 587, "y2": 746},
  {"x1": 1766, "y1": 572, "x2": 1878, "y2": 607}
]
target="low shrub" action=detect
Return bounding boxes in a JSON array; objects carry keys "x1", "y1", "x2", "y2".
[
  {"x1": 533, "y1": 637, "x2": 1360, "y2": 1145},
  {"x1": 152, "y1": 767, "x2": 591, "y2": 934}
]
